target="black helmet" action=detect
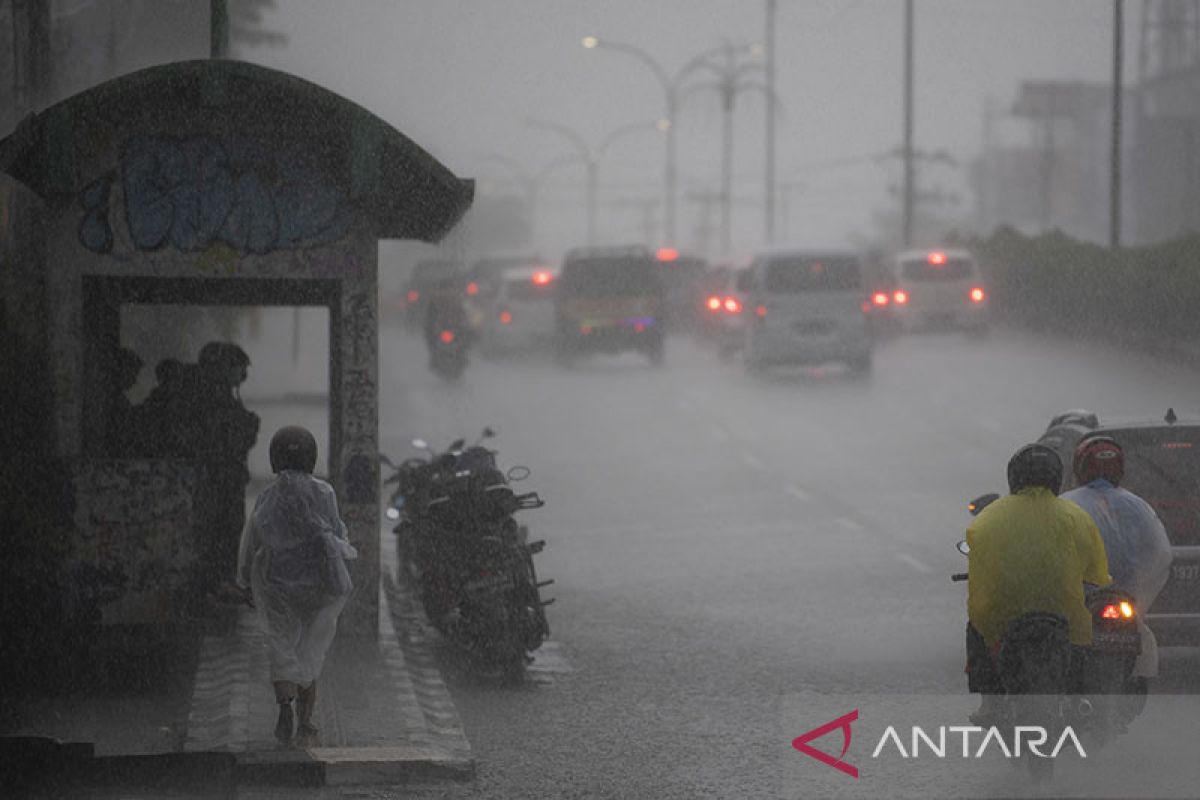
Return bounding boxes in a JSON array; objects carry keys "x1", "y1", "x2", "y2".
[
  {"x1": 1007, "y1": 443, "x2": 1063, "y2": 495},
  {"x1": 199, "y1": 341, "x2": 250, "y2": 369},
  {"x1": 269, "y1": 426, "x2": 318, "y2": 473}
]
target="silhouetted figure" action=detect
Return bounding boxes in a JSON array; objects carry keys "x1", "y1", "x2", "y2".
[
  {"x1": 105, "y1": 347, "x2": 144, "y2": 457},
  {"x1": 135, "y1": 358, "x2": 186, "y2": 456},
  {"x1": 191, "y1": 342, "x2": 260, "y2": 598}
]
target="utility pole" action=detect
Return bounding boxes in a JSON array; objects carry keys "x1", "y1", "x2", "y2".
[
  {"x1": 211, "y1": 0, "x2": 230, "y2": 59},
  {"x1": 765, "y1": 0, "x2": 777, "y2": 242},
  {"x1": 902, "y1": 0, "x2": 915, "y2": 247},
  {"x1": 1110, "y1": 0, "x2": 1124, "y2": 248},
  {"x1": 17, "y1": 0, "x2": 54, "y2": 116}
]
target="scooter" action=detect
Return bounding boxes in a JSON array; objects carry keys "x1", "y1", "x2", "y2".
[
  {"x1": 428, "y1": 325, "x2": 470, "y2": 380},
  {"x1": 954, "y1": 493, "x2": 1144, "y2": 777}
]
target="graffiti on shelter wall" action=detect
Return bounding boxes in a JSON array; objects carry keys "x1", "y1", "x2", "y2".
[
  {"x1": 79, "y1": 135, "x2": 351, "y2": 256},
  {"x1": 70, "y1": 460, "x2": 200, "y2": 625}
]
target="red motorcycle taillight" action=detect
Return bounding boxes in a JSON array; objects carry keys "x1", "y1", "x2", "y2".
[
  {"x1": 439, "y1": 330, "x2": 456, "y2": 344},
  {"x1": 1100, "y1": 601, "x2": 1134, "y2": 620}
]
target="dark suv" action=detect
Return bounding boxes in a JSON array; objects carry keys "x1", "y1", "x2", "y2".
[
  {"x1": 555, "y1": 245, "x2": 665, "y2": 365},
  {"x1": 1037, "y1": 408, "x2": 1200, "y2": 645}
]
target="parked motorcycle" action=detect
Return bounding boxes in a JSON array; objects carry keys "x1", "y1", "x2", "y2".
[
  {"x1": 953, "y1": 493, "x2": 1144, "y2": 777},
  {"x1": 383, "y1": 429, "x2": 552, "y2": 679}
]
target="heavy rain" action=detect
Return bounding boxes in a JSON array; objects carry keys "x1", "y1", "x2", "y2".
[{"x1": 2, "y1": 2, "x2": 1200, "y2": 798}]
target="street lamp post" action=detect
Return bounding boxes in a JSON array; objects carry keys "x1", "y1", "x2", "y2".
[
  {"x1": 479, "y1": 152, "x2": 582, "y2": 245},
  {"x1": 582, "y1": 37, "x2": 730, "y2": 248},
  {"x1": 526, "y1": 118, "x2": 660, "y2": 245},
  {"x1": 683, "y1": 42, "x2": 769, "y2": 256}
]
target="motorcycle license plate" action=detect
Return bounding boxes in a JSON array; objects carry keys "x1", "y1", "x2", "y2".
[{"x1": 1092, "y1": 630, "x2": 1140, "y2": 651}]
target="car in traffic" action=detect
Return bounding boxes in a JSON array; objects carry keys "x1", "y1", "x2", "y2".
[
  {"x1": 700, "y1": 263, "x2": 755, "y2": 360},
  {"x1": 739, "y1": 247, "x2": 873, "y2": 374},
  {"x1": 888, "y1": 247, "x2": 989, "y2": 334},
  {"x1": 463, "y1": 253, "x2": 544, "y2": 330},
  {"x1": 477, "y1": 266, "x2": 559, "y2": 357},
  {"x1": 1037, "y1": 408, "x2": 1200, "y2": 646},
  {"x1": 654, "y1": 248, "x2": 709, "y2": 333},
  {"x1": 399, "y1": 258, "x2": 463, "y2": 331},
  {"x1": 555, "y1": 244, "x2": 665, "y2": 365}
]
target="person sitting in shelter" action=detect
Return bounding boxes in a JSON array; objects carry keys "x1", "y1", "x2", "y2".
[{"x1": 236, "y1": 426, "x2": 356, "y2": 746}]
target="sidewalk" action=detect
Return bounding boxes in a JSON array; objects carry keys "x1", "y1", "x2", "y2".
[
  {"x1": 1, "y1": 567, "x2": 473, "y2": 795},
  {"x1": 183, "y1": 575, "x2": 473, "y2": 787}
]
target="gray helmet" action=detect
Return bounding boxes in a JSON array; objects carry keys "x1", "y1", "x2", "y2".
[
  {"x1": 1007, "y1": 443, "x2": 1063, "y2": 495},
  {"x1": 269, "y1": 426, "x2": 317, "y2": 473}
]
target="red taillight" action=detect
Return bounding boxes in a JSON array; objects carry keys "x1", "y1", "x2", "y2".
[
  {"x1": 499, "y1": 310, "x2": 512, "y2": 325},
  {"x1": 634, "y1": 322, "x2": 646, "y2": 333},
  {"x1": 466, "y1": 281, "x2": 479, "y2": 296},
  {"x1": 533, "y1": 271, "x2": 554, "y2": 285},
  {"x1": 724, "y1": 297, "x2": 743, "y2": 314},
  {"x1": 929, "y1": 251, "x2": 947, "y2": 265},
  {"x1": 969, "y1": 287, "x2": 986, "y2": 304},
  {"x1": 894, "y1": 290, "x2": 909, "y2": 305},
  {"x1": 656, "y1": 247, "x2": 679, "y2": 262},
  {"x1": 407, "y1": 289, "x2": 420, "y2": 303},
  {"x1": 439, "y1": 330, "x2": 456, "y2": 344},
  {"x1": 707, "y1": 296, "x2": 722, "y2": 312},
  {"x1": 1101, "y1": 602, "x2": 1135, "y2": 620},
  {"x1": 755, "y1": 304, "x2": 767, "y2": 318},
  {"x1": 872, "y1": 292, "x2": 890, "y2": 307},
  {"x1": 580, "y1": 324, "x2": 593, "y2": 335}
]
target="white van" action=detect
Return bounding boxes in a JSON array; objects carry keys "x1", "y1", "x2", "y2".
[
  {"x1": 890, "y1": 248, "x2": 988, "y2": 333},
  {"x1": 741, "y1": 248, "x2": 872, "y2": 374},
  {"x1": 478, "y1": 266, "x2": 559, "y2": 355}
]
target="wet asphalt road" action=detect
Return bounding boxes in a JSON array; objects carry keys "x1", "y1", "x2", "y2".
[{"x1": 245, "y1": 325, "x2": 1200, "y2": 799}]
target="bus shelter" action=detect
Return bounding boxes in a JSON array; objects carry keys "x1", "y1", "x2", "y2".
[{"x1": 0, "y1": 59, "x2": 472, "y2": 639}]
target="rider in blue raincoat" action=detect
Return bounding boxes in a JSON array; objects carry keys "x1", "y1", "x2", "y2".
[{"x1": 1061, "y1": 436, "x2": 1172, "y2": 679}]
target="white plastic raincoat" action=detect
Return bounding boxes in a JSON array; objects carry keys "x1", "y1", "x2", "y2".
[
  {"x1": 236, "y1": 470, "x2": 358, "y2": 686},
  {"x1": 1062, "y1": 478, "x2": 1173, "y2": 677}
]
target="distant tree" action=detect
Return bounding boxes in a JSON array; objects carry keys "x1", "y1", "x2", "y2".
[{"x1": 229, "y1": 0, "x2": 285, "y2": 49}]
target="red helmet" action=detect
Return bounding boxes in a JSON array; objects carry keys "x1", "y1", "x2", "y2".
[{"x1": 1073, "y1": 436, "x2": 1124, "y2": 486}]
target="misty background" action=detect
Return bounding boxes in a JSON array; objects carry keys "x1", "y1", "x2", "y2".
[{"x1": 1, "y1": 1, "x2": 1152, "y2": 263}]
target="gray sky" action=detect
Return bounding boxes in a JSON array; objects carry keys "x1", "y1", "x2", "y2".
[{"x1": 238, "y1": 1, "x2": 1131, "y2": 258}]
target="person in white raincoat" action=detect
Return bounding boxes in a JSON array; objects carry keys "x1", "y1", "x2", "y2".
[
  {"x1": 1061, "y1": 436, "x2": 1173, "y2": 680},
  {"x1": 236, "y1": 426, "x2": 357, "y2": 745}
]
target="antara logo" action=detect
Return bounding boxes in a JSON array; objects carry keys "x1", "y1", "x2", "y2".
[
  {"x1": 792, "y1": 709, "x2": 860, "y2": 778},
  {"x1": 793, "y1": 711, "x2": 1087, "y2": 779}
]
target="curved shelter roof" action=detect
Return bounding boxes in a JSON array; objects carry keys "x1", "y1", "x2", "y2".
[{"x1": 0, "y1": 59, "x2": 473, "y2": 244}]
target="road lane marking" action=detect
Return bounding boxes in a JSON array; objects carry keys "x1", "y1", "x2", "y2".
[
  {"x1": 898, "y1": 553, "x2": 934, "y2": 573},
  {"x1": 835, "y1": 517, "x2": 864, "y2": 532},
  {"x1": 742, "y1": 453, "x2": 765, "y2": 470},
  {"x1": 786, "y1": 485, "x2": 811, "y2": 503}
]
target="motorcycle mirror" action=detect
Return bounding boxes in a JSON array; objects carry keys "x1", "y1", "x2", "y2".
[
  {"x1": 412, "y1": 438, "x2": 429, "y2": 451},
  {"x1": 386, "y1": 507, "x2": 400, "y2": 521},
  {"x1": 507, "y1": 465, "x2": 531, "y2": 482},
  {"x1": 482, "y1": 427, "x2": 497, "y2": 439},
  {"x1": 956, "y1": 540, "x2": 970, "y2": 556},
  {"x1": 967, "y1": 493, "x2": 999, "y2": 516}
]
